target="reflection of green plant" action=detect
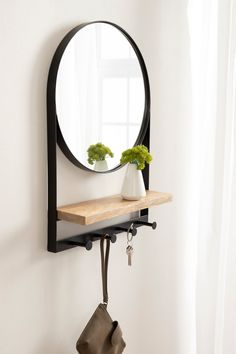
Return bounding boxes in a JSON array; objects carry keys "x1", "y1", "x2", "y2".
[
  {"x1": 120, "y1": 145, "x2": 152, "y2": 170},
  {"x1": 87, "y1": 143, "x2": 114, "y2": 165}
]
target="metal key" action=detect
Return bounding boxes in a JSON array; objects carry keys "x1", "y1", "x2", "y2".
[{"x1": 126, "y1": 245, "x2": 134, "y2": 266}]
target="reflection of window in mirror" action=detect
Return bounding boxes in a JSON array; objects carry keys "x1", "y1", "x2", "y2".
[{"x1": 97, "y1": 26, "x2": 145, "y2": 168}]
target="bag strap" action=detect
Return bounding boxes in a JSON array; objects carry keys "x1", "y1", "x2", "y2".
[{"x1": 100, "y1": 236, "x2": 110, "y2": 306}]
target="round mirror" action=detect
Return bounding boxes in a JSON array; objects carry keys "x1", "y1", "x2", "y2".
[{"x1": 55, "y1": 22, "x2": 150, "y2": 172}]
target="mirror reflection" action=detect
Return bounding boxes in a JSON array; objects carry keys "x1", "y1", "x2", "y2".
[{"x1": 56, "y1": 23, "x2": 145, "y2": 171}]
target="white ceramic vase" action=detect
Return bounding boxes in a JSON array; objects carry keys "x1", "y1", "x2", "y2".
[
  {"x1": 121, "y1": 163, "x2": 146, "y2": 200},
  {"x1": 94, "y1": 160, "x2": 108, "y2": 172}
]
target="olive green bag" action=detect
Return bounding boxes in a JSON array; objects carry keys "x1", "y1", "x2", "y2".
[{"x1": 76, "y1": 237, "x2": 126, "y2": 354}]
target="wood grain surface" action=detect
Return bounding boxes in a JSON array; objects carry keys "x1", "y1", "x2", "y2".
[{"x1": 57, "y1": 190, "x2": 172, "y2": 225}]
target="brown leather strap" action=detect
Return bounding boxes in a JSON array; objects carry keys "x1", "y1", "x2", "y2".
[{"x1": 100, "y1": 237, "x2": 110, "y2": 306}]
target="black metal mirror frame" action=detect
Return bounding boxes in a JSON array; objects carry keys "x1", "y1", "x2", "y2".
[
  {"x1": 49, "y1": 20, "x2": 150, "y2": 173},
  {"x1": 47, "y1": 21, "x2": 151, "y2": 252}
]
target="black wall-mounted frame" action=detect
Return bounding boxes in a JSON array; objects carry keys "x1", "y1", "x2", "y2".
[{"x1": 47, "y1": 21, "x2": 151, "y2": 252}]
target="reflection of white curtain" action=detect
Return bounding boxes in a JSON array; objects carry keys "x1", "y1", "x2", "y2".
[
  {"x1": 75, "y1": 28, "x2": 100, "y2": 157},
  {"x1": 56, "y1": 26, "x2": 100, "y2": 163},
  {"x1": 175, "y1": 1, "x2": 236, "y2": 353}
]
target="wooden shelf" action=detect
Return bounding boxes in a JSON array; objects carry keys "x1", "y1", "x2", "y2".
[{"x1": 57, "y1": 190, "x2": 172, "y2": 226}]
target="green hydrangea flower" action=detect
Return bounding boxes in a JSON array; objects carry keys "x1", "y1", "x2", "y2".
[
  {"x1": 87, "y1": 143, "x2": 114, "y2": 165},
  {"x1": 120, "y1": 145, "x2": 152, "y2": 170}
]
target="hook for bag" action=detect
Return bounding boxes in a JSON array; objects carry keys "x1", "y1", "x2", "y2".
[
  {"x1": 134, "y1": 220, "x2": 157, "y2": 230},
  {"x1": 104, "y1": 233, "x2": 117, "y2": 243}
]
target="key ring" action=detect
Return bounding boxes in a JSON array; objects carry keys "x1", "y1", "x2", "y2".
[{"x1": 127, "y1": 223, "x2": 134, "y2": 245}]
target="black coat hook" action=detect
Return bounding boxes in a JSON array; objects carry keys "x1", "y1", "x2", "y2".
[
  {"x1": 106, "y1": 234, "x2": 117, "y2": 243},
  {"x1": 62, "y1": 217, "x2": 155, "y2": 252},
  {"x1": 134, "y1": 221, "x2": 157, "y2": 229},
  {"x1": 68, "y1": 239, "x2": 93, "y2": 251},
  {"x1": 114, "y1": 226, "x2": 137, "y2": 236},
  {"x1": 69, "y1": 233, "x2": 117, "y2": 251},
  {"x1": 92, "y1": 233, "x2": 117, "y2": 244}
]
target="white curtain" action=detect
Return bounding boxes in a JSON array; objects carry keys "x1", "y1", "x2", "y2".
[{"x1": 185, "y1": 0, "x2": 236, "y2": 353}]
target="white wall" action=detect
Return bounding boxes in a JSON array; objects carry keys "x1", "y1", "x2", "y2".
[{"x1": 0, "y1": 0, "x2": 190, "y2": 353}]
